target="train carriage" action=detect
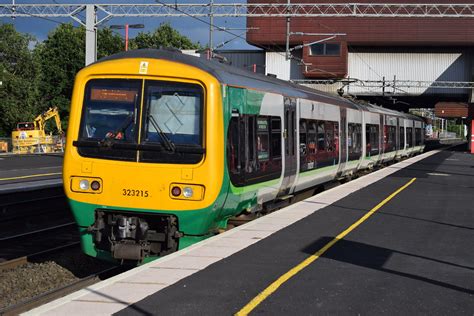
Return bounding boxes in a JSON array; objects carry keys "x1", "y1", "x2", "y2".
[{"x1": 64, "y1": 49, "x2": 424, "y2": 263}]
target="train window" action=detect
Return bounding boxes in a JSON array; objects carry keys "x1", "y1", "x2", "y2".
[
  {"x1": 400, "y1": 127, "x2": 405, "y2": 149},
  {"x1": 317, "y1": 121, "x2": 325, "y2": 151},
  {"x1": 257, "y1": 117, "x2": 270, "y2": 161},
  {"x1": 406, "y1": 127, "x2": 413, "y2": 147},
  {"x1": 299, "y1": 120, "x2": 309, "y2": 172},
  {"x1": 308, "y1": 121, "x2": 317, "y2": 154},
  {"x1": 139, "y1": 80, "x2": 204, "y2": 164},
  {"x1": 325, "y1": 121, "x2": 339, "y2": 153},
  {"x1": 77, "y1": 79, "x2": 142, "y2": 161},
  {"x1": 143, "y1": 81, "x2": 202, "y2": 146},
  {"x1": 271, "y1": 118, "x2": 282, "y2": 159},
  {"x1": 227, "y1": 117, "x2": 241, "y2": 182},
  {"x1": 384, "y1": 125, "x2": 396, "y2": 152},
  {"x1": 415, "y1": 128, "x2": 422, "y2": 146},
  {"x1": 246, "y1": 116, "x2": 257, "y2": 173},
  {"x1": 366, "y1": 124, "x2": 380, "y2": 157},
  {"x1": 230, "y1": 114, "x2": 282, "y2": 186},
  {"x1": 80, "y1": 79, "x2": 141, "y2": 142},
  {"x1": 348, "y1": 123, "x2": 362, "y2": 161},
  {"x1": 299, "y1": 120, "x2": 307, "y2": 158}
]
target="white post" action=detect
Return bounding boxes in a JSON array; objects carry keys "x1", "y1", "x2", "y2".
[{"x1": 85, "y1": 5, "x2": 97, "y2": 66}]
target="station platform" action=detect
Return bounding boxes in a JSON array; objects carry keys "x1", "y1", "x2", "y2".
[
  {"x1": 0, "y1": 154, "x2": 63, "y2": 193},
  {"x1": 26, "y1": 146, "x2": 473, "y2": 315}
]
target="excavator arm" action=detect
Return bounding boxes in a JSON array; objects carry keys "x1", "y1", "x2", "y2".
[{"x1": 34, "y1": 107, "x2": 63, "y2": 134}]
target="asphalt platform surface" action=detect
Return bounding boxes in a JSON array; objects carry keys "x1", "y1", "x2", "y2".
[{"x1": 117, "y1": 145, "x2": 473, "y2": 315}]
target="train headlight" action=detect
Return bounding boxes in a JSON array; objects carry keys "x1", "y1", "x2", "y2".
[
  {"x1": 183, "y1": 187, "x2": 193, "y2": 198},
  {"x1": 171, "y1": 186, "x2": 182, "y2": 197},
  {"x1": 91, "y1": 181, "x2": 101, "y2": 191},
  {"x1": 71, "y1": 177, "x2": 103, "y2": 194},
  {"x1": 79, "y1": 179, "x2": 90, "y2": 190},
  {"x1": 169, "y1": 183, "x2": 204, "y2": 201}
]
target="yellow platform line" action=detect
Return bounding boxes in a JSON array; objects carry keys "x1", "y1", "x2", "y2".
[
  {"x1": 0, "y1": 172, "x2": 62, "y2": 181},
  {"x1": 236, "y1": 177, "x2": 417, "y2": 316}
]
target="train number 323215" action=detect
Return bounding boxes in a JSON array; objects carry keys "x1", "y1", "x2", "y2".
[{"x1": 122, "y1": 189, "x2": 149, "y2": 197}]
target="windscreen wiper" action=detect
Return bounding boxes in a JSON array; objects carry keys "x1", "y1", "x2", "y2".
[{"x1": 148, "y1": 114, "x2": 175, "y2": 153}]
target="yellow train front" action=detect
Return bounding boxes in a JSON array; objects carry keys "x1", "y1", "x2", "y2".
[{"x1": 64, "y1": 50, "x2": 227, "y2": 263}]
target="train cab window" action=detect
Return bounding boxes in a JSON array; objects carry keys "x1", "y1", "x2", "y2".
[
  {"x1": 348, "y1": 123, "x2": 362, "y2": 161},
  {"x1": 406, "y1": 127, "x2": 413, "y2": 147},
  {"x1": 366, "y1": 124, "x2": 380, "y2": 157},
  {"x1": 76, "y1": 79, "x2": 142, "y2": 161},
  {"x1": 143, "y1": 81, "x2": 202, "y2": 146},
  {"x1": 140, "y1": 80, "x2": 204, "y2": 164},
  {"x1": 400, "y1": 127, "x2": 405, "y2": 149}
]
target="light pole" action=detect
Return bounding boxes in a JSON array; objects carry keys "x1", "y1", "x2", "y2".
[{"x1": 110, "y1": 24, "x2": 145, "y2": 51}]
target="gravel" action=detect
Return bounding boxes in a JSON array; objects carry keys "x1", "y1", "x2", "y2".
[{"x1": 0, "y1": 246, "x2": 119, "y2": 310}]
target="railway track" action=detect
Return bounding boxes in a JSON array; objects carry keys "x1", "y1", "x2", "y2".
[
  {"x1": 0, "y1": 219, "x2": 79, "y2": 263},
  {"x1": 0, "y1": 194, "x2": 68, "y2": 223},
  {"x1": 0, "y1": 242, "x2": 80, "y2": 271},
  {"x1": 0, "y1": 222, "x2": 76, "y2": 242},
  {"x1": 0, "y1": 265, "x2": 126, "y2": 315}
]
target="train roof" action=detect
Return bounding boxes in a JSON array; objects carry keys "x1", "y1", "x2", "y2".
[
  {"x1": 95, "y1": 49, "x2": 359, "y2": 110},
  {"x1": 94, "y1": 49, "x2": 422, "y2": 122}
]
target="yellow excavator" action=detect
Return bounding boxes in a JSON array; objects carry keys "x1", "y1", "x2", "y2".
[{"x1": 11, "y1": 107, "x2": 64, "y2": 154}]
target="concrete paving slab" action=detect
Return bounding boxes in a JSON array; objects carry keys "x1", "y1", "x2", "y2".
[
  {"x1": 38, "y1": 301, "x2": 127, "y2": 316},
  {"x1": 78, "y1": 282, "x2": 166, "y2": 304}
]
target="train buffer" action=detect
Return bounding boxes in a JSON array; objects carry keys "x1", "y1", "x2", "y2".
[{"x1": 26, "y1": 145, "x2": 474, "y2": 315}]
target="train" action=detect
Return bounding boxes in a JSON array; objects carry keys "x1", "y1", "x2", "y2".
[{"x1": 63, "y1": 49, "x2": 425, "y2": 264}]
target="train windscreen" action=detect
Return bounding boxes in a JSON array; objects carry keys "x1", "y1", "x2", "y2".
[{"x1": 75, "y1": 79, "x2": 204, "y2": 163}]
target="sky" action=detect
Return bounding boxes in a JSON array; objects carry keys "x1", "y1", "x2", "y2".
[{"x1": 0, "y1": 0, "x2": 258, "y2": 50}]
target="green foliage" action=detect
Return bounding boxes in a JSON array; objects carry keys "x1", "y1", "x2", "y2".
[
  {"x1": 0, "y1": 23, "x2": 38, "y2": 137},
  {"x1": 34, "y1": 24, "x2": 124, "y2": 129},
  {"x1": 131, "y1": 23, "x2": 201, "y2": 50},
  {"x1": 34, "y1": 24, "x2": 85, "y2": 126},
  {"x1": 98, "y1": 27, "x2": 125, "y2": 59}
]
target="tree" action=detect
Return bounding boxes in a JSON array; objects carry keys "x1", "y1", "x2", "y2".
[
  {"x1": 98, "y1": 27, "x2": 124, "y2": 59},
  {"x1": 0, "y1": 23, "x2": 38, "y2": 137},
  {"x1": 34, "y1": 24, "x2": 85, "y2": 125},
  {"x1": 131, "y1": 23, "x2": 201, "y2": 50},
  {"x1": 34, "y1": 24, "x2": 124, "y2": 128}
]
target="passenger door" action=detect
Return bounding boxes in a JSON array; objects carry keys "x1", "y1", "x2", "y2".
[
  {"x1": 336, "y1": 108, "x2": 347, "y2": 176},
  {"x1": 279, "y1": 97, "x2": 297, "y2": 197}
]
